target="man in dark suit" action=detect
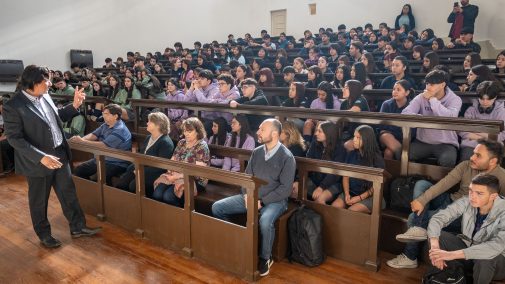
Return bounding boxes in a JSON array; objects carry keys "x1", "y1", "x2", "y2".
[{"x1": 3, "y1": 65, "x2": 101, "y2": 248}]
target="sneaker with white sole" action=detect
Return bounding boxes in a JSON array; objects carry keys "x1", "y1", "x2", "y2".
[
  {"x1": 386, "y1": 254, "x2": 418, "y2": 269},
  {"x1": 395, "y1": 226, "x2": 428, "y2": 242},
  {"x1": 259, "y1": 257, "x2": 273, "y2": 276}
]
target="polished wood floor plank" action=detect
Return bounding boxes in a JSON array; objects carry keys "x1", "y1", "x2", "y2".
[{"x1": 0, "y1": 174, "x2": 426, "y2": 283}]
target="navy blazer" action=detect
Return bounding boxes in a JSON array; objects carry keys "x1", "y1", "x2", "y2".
[{"x1": 3, "y1": 91, "x2": 79, "y2": 177}]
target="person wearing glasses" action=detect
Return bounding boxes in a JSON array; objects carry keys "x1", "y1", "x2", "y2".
[{"x1": 229, "y1": 78, "x2": 269, "y2": 131}]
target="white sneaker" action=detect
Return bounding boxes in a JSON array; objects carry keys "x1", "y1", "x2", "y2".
[
  {"x1": 386, "y1": 254, "x2": 418, "y2": 269},
  {"x1": 395, "y1": 226, "x2": 427, "y2": 243}
]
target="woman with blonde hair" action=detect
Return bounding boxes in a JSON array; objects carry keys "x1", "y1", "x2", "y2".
[
  {"x1": 280, "y1": 120, "x2": 307, "y2": 157},
  {"x1": 115, "y1": 112, "x2": 174, "y2": 196}
]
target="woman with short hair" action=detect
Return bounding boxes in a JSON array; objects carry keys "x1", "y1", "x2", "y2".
[{"x1": 115, "y1": 112, "x2": 175, "y2": 196}]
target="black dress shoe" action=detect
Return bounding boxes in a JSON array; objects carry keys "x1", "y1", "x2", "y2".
[
  {"x1": 71, "y1": 226, "x2": 102, "y2": 238},
  {"x1": 40, "y1": 236, "x2": 62, "y2": 248}
]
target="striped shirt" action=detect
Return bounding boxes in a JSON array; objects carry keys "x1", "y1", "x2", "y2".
[{"x1": 22, "y1": 91, "x2": 63, "y2": 147}]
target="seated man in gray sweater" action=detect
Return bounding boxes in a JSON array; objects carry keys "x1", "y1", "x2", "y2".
[
  {"x1": 427, "y1": 174, "x2": 505, "y2": 284},
  {"x1": 212, "y1": 118, "x2": 296, "y2": 277}
]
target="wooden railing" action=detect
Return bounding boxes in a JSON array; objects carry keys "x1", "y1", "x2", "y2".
[
  {"x1": 69, "y1": 140, "x2": 265, "y2": 280},
  {"x1": 69, "y1": 138, "x2": 386, "y2": 277},
  {"x1": 130, "y1": 99, "x2": 503, "y2": 176},
  {"x1": 207, "y1": 144, "x2": 387, "y2": 270}
]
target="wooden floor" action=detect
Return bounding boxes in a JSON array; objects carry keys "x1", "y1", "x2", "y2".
[{"x1": 0, "y1": 174, "x2": 426, "y2": 283}]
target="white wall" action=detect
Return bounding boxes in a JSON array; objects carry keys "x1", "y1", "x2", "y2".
[
  {"x1": 257, "y1": 0, "x2": 505, "y2": 48},
  {"x1": 0, "y1": 0, "x2": 503, "y2": 73},
  {"x1": 0, "y1": 0, "x2": 259, "y2": 71}
]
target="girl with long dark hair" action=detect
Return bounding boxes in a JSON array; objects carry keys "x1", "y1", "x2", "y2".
[
  {"x1": 361, "y1": 53, "x2": 379, "y2": 74},
  {"x1": 431, "y1": 38, "x2": 445, "y2": 51},
  {"x1": 303, "y1": 81, "x2": 341, "y2": 142},
  {"x1": 332, "y1": 65, "x2": 351, "y2": 88},
  {"x1": 379, "y1": 80, "x2": 414, "y2": 159},
  {"x1": 306, "y1": 66, "x2": 324, "y2": 89},
  {"x1": 494, "y1": 50, "x2": 505, "y2": 74},
  {"x1": 422, "y1": 52, "x2": 440, "y2": 73},
  {"x1": 222, "y1": 115, "x2": 255, "y2": 172},
  {"x1": 113, "y1": 76, "x2": 141, "y2": 121},
  {"x1": 282, "y1": 82, "x2": 308, "y2": 108},
  {"x1": 351, "y1": 62, "x2": 373, "y2": 90},
  {"x1": 306, "y1": 121, "x2": 346, "y2": 204},
  {"x1": 460, "y1": 64, "x2": 504, "y2": 92},
  {"x1": 208, "y1": 117, "x2": 230, "y2": 168},
  {"x1": 332, "y1": 125, "x2": 385, "y2": 213}
]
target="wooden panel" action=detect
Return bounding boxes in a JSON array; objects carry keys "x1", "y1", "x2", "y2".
[
  {"x1": 70, "y1": 149, "x2": 94, "y2": 163},
  {"x1": 408, "y1": 162, "x2": 451, "y2": 181},
  {"x1": 272, "y1": 203, "x2": 297, "y2": 261},
  {"x1": 190, "y1": 213, "x2": 255, "y2": 280},
  {"x1": 103, "y1": 185, "x2": 140, "y2": 232},
  {"x1": 73, "y1": 176, "x2": 103, "y2": 217},
  {"x1": 141, "y1": 197, "x2": 187, "y2": 250},
  {"x1": 380, "y1": 213, "x2": 408, "y2": 255},
  {"x1": 306, "y1": 202, "x2": 371, "y2": 266}
]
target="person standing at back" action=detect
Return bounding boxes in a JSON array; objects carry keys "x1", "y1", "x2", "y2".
[{"x1": 448, "y1": 0, "x2": 479, "y2": 40}]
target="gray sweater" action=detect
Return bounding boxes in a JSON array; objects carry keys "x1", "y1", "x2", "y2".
[
  {"x1": 428, "y1": 197, "x2": 505, "y2": 259},
  {"x1": 242, "y1": 144, "x2": 296, "y2": 204}
]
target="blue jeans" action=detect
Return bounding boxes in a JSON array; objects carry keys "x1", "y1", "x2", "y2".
[
  {"x1": 152, "y1": 184, "x2": 183, "y2": 207},
  {"x1": 404, "y1": 180, "x2": 453, "y2": 260},
  {"x1": 407, "y1": 180, "x2": 453, "y2": 228},
  {"x1": 212, "y1": 194, "x2": 288, "y2": 260}
]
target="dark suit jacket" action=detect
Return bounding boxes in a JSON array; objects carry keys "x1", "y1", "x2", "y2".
[{"x1": 3, "y1": 91, "x2": 79, "y2": 177}]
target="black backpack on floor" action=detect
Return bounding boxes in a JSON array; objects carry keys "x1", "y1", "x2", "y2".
[
  {"x1": 287, "y1": 204, "x2": 325, "y2": 267},
  {"x1": 389, "y1": 175, "x2": 425, "y2": 213},
  {"x1": 422, "y1": 262, "x2": 466, "y2": 284}
]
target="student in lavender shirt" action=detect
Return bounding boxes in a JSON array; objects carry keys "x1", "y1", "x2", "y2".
[
  {"x1": 302, "y1": 81, "x2": 341, "y2": 142},
  {"x1": 207, "y1": 117, "x2": 230, "y2": 168},
  {"x1": 185, "y1": 69, "x2": 219, "y2": 103},
  {"x1": 185, "y1": 69, "x2": 220, "y2": 135},
  {"x1": 200, "y1": 74, "x2": 240, "y2": 123},
  {"x1": 222, "y1": 115, "x2": 256, "y2": 172},
  {"x1": 164, "y1": 78, "x2": 187, "y2": 141},
  {"x1": 401, "y1": 70, "x2": 462, "y2": 167},
  {"x1": 459, "y1": 81, "x2": 505, "y2": 161}
]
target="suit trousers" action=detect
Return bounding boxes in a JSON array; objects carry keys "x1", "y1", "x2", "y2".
[{"x1": 27, "y1": 145, "x2": 86, "y2": 240}]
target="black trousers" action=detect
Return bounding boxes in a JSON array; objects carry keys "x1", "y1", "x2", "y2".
[
  {"x1": 27, "y1": 146, "x2": 86, "y2": 240},
  {"x1": 1, "y1": 139, "x2": 14, "y2": 171},
  {"x1": 436, "y1": 231, "x2": 505, "y2": 284},
  {"x1": 74, "y1": 158, "x2": 127, "y2": 185}
]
